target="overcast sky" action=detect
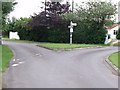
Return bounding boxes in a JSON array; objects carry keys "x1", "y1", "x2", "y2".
[{"x1": 8, "y1": 0, "x2": 119, "y2": 20}]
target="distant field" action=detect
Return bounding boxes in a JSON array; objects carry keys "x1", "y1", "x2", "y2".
[
  {"x1": 0, "y1": 45, "x2": 13, "y2": 72},
  {"x1": 109, "y1": 52, "x2": 120, "y2": 69}
]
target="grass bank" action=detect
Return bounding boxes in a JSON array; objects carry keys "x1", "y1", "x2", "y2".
[
  {"x1": 38, "y1": 43, "x2": 108, "y2": 50},
  {"x1": 109, "y1": 52, "x2": 120, "y2": 69},
  {"x1": 0, "y1": 45, "x2": 13, "y2": 72},
  {"x1": 3, "y1": 38, "x2": 109, "y2": 50},
  {"x1": 3, "y1": 38, "x2": 34, "y2": 43},
  {"x1": 3, "y1": 38, "x2": 108, "y2": 50}
]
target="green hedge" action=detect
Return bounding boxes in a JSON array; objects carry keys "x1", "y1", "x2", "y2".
[
  {"x1": 17, "y1": 24, "x2": 106, "y2": 44},
  {"x1": 117, "y1": 28, "x2": 120, "y2": 40},
  {"x1": 4, "y1": 18, "x2": 107, "y2": 44}
]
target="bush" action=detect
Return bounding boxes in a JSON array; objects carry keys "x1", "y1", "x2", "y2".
[
  {"x1": 73, "y1": 22, "x2": 107, "y2": 44},
  {"x1": 5, "y1": 18, "x2": 107, "y2": 44},
  {"x1": 117, "y1": 28, "x2": 120, "y2": 40}
]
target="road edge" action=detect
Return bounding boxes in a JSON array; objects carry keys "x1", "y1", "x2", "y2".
[
  {"x1": 37, "y1": 45, "x2": 106, "y2": 51},
  {"x1": 2, "y1": 44, "x2": 15, "y2": 89},
  {"x1": 105, "y1": 56, "x2": 120, "y2": 76}
]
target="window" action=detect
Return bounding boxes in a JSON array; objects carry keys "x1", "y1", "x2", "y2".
[
  {"x1": 113, "y1": 30, "x2": 117, "y2": 35},
  {"x1": 108, "y1": 34, "x2": 110, "y2": 39}
]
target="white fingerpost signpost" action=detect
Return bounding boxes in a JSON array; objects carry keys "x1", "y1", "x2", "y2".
[{"x1": 68, "y1": 21, "x2": 77, "y2": 45}]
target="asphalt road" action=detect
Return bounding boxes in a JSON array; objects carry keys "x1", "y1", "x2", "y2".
[{"x1": 3, "y1": 41, "x2": 119, "y2": 88}]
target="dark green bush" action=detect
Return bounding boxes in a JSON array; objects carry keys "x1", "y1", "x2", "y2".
[
  {"x1": 117, "y1": 28, "x2": 120, "y2": 40},
  {"x1": 5, "y1": 17, "x2": 107, "y2": 44}
]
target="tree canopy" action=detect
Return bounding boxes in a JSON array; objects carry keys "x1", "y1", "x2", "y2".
[
  {"x1": 117, "y1": 28, "x2": 120, "y2": 40},
  {"x1": 4, "y1": 1, "x2": 117, "y2": 44},
  {"x1": 29, "y1": 1, "x2": 70, "y2": 28},
  {"x1": 63, "y1": 1, "x2": 117, "y2": 44},
  {"x1": 64, "y1": 1, "x2": 117, "y2": 23},
  {"x1": 2, "y1": 0, "x2": 17, "y2": 26}
]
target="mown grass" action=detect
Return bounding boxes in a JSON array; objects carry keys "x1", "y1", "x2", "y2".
[
  {"x1": 38, "y1": 43, "x2": 108, "y2": 50},
  {"x1": 0, "y1": 45, "x2": 13, "y2": 72},
  {"x1": 3, "y1": 38, "x2": 109, "y2": 50},
  {"x1": 109, "y1": 52, "x2": 120, "y2": 69},
  {"x1": 3, "y1": 38, "x2": 34, "y2": 43}
]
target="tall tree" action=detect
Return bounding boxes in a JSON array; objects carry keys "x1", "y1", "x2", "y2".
[
  {"x1": 117, "y1": 28, "x2": 120, "y2": 40},
  {"x1": 0, "y1": 0, "x2": 17, "y2": 44},
  {"x1": 2, "y1": 1, "x2": 17, "y2": 25},
  {"x1": 63, "y1": 1, "x2": 117, "y2": 44},
  {"x1": 105, "y1": 20, "x2": 114, "y2": 26},
  {"x1": 29, "y1": 1, "x2": 70, "y2": 28},
  {"x1": 64, "y1": 1, "x2": 117, "y2": 25}
]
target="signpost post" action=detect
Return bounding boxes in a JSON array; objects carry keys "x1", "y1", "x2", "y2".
[{"x1": 68, "y1": 21, "x2": 77, "y2": 45}]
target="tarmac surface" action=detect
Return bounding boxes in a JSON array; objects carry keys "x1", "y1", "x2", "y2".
[{"x1": 3, "y1": 41, "x2": 119, "y2": 88}]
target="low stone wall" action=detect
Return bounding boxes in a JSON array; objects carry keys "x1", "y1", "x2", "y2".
[{"x1": 111, "y1": 40, "x2": 120, "y2": 45}]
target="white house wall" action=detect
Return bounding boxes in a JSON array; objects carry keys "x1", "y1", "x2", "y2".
[
  {"x1": 9, "y1": 32, "x2": 20, "y2": 40},
  {"x1": 107, "y1": 26, "x2": 118, "y2": 39}
]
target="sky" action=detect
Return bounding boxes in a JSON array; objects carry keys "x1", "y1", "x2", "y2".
[{"x1": 9, "y1": 0, "x2": 120, "y2": 20}]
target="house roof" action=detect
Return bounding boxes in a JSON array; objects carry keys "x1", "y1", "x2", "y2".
[{"x1": 105, "y1": 24, "x2": 120, "y2": 30}]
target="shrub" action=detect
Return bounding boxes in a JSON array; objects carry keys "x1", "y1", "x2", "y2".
[{"x1": 117, "y1": 28, "x2": 120, "y2": 40}]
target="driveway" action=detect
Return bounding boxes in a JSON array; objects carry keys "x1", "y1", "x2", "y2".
[{"x1": 3, "y1": 41, "x2": 119, "y2": 88}]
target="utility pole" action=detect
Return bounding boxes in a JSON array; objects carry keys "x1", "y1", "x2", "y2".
[
  {"x1": 118, "y1": 1, "x2": 120, "y2": 24},
  {"x1": 0, "y1": 1, "x2": 2, "y2": 45},
  {"x1": 45, "y1": 0, "x2": 47, "y2": 17},
  {"x1": 72, "y1": 0, "x2": 74, "y2": 12}
]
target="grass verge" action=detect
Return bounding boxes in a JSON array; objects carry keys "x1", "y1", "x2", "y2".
[
  {"x1": 38, "y1": 43, "x2": 108, "y2": 50},
  {"x1": 109, "y1": 52, "x2": 120, "y2": 69},
  {"x1": 3, "y1": 38, "x2": 34, "y2": 43},
  {"x1": 0, "y1": 45, "x2": 13, "y2": 72},
  {"x1": 3, "y1": 38, "x2": 109, "y2": 50}
]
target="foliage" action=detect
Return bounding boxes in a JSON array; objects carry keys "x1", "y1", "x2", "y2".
[
  {"x1": 4, "y1": 1, "x2": 117, "y2": 44},
  {"x1": 4, "y1": 17, "x2": 32, "y2": 39},
  {"x1": 0, "y1": 45, "x2": 13, "y2": 72},
  {"x1": 105, "y1": 20, "x2": 114, "y2": 26},
  {"x1": 75, "y1": 2, "x2": 116, "y2": 23},
  {"x1": 3, "y1": 17, "x2": 16, "y2": 37},
  {"x1": 27, "y1": 1, "x2": 70, "y2": 42},
  {"x1": 117, "y1": 28, "x2": 120, "y2": 39},
  {"x1": 63, "y1": 1, "x2": 116, "y2": 44},
  {"x1": 2, "y1": 1, "x2": 17, "y2": 26},
  {"x1": 29, "y1": 1, "x2": 70, "y2": 28},
  {"x1": 13, "y1": 18, "x2": 32, "y2": 40}
]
